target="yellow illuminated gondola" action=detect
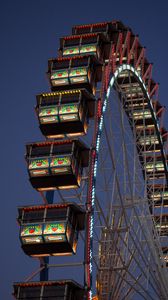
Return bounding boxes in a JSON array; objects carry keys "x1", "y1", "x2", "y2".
[{"x1": 36, "y1": 89, "x2": 95, "y2": 138}]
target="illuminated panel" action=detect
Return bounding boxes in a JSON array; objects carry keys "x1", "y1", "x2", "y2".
[
  {"x1": 59, "y1": 114, "x2": 79, "y2": 122},
  {"x1": 125, "y1": 100, "x2": 148, "y2": 108},
  {"x1": 156, "y1": 224, "x2": 168, "y2": 229},
  {"x1": 69, "y1": 68, "x2": 88, "y2": 84},
  {"x1": 151, "y1": 192, "x2": 162, "y2": 200},
  {"x1": 21, "y1": 236, "x2": 43, "y2": 244},
  {"x1": 50, "y1": 156, "x2": 71, "y2": 175},
  {"x1": 59, "y1": 104, "x2": 78, "y2": 114},
  {"x1": 44, "y1": 222, "x2": 66, "y2": 234},
  {"x1": 151, "y1": 191, "x2": 168, "y2": 200},
  {"x1": 51, "y1": 156, "x2": 71, "y2": 167},
  {"x1": 51, "y1": 70, "x2": 68, "y2": 79},
  {"x1": 145, "y1": 162, "x2": 164, "y2": 172},
  {"x1": 52, "y1": 78, "x2": 69, "y2": 86},
  {"x1": 59, "y1": 104, "x2": 79, "y2": 122},
  {"x1": 43, "y1": 222, "x2": 66, "y2": 242},
  {"x1": 136, "y1": 124, "x2": 155, "y2": 130},
  {"x1": 132, "y1": 110, "x2": 152, "y2": 120},
  {"x1": 21, "y1": 224, "x2": 42, "y2": 236},
  {"x1": 80, "y1": 44, "x2": 97, "y2": 54},
  {"x1": 30, "y1": 169, "x2": 49, "y2": 176},
  {"x1": 69, "y1": 68, "x2": 87, "y2": 77},
  {"x1": 44, "y1": 234, "x2": 66, "y2": 242},
  {"x1": 39, "y1": 106, "x2": 58, "y2": 117},
  {"x1": 51, "y1": 167, "x2": 70, "y2": 174},
  {"x1": 29, "y1": 159, "x2": 49, "y2": 177},
  {"x1": 70, "y1": 76, "x2": 88, "y2": 83},
  {"x1": 21, "y1": 224, "x2": 43, "y2": 244},
  {"x1": 40, "y1": 116, "x2": 58, "y2": 124},
  {"x1": 39, "y1": 106, "x2": 59, "y2": 124},
  {"x1": 138, "y1": 135, "x2": 159, "y2": 145},
  {"x1": 63, "y1": 47, "x2": 79, "y2": 56},
  {"x1": 154, "y1": 162, "x2": 164, "y2": 171},
  {"x1": 51, "y1": 70, "x2": 69, "y2": 86},
  {"x1": 29, "y1": 159, "x2": 49, "y2": 169},
  {"x1": 163, "y1": 191, "x2": 168, "y2": 199}
]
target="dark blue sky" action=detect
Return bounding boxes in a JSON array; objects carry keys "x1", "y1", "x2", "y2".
[{"x1": 1, "y1": 0, "x2": 168, "y2": 299}]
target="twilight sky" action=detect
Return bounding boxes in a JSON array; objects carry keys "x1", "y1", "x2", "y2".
[{"x1": 1, "y1": 0, "x2": 168, "y2": 299}]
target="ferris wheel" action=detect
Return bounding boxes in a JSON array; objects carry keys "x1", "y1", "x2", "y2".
[{"x1": 13, "y1": 21, "x2": 168, "y2": 300}]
